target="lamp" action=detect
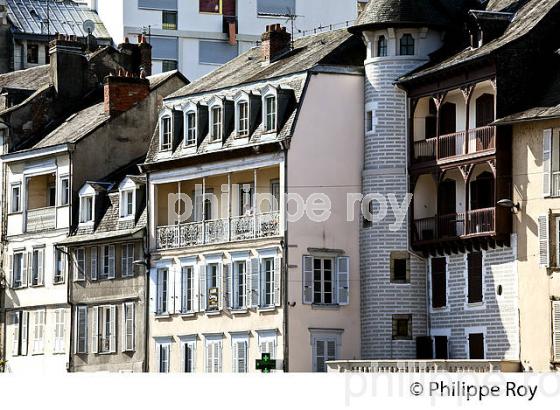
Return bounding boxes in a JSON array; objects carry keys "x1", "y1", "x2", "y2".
[{"x1": 497, "y1": 199, "x2": 520, "y2": 213}]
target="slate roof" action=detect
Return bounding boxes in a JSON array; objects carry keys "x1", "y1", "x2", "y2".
[
  {"x1": 6, "y1": 0, "x2": 111, "y2": 40},
  {"x1": 399, "y1": 0, "x2": 559, "y2": 82},
  {"x1": 32, "y1": 71, "x2": 181, "y2": 150},
  {"x1": 0, "y1": 64, "x2": 49, "y2": 90}
]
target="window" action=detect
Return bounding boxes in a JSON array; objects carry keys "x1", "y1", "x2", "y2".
[
  {"x1": 264, "y1": 96, "x2": 277, "y2": 132},
  {"x1": 261, "y1": 258, "x2": 274, "y2": 307},
  {"x1": 271, "y1": 180, "x2": 280, "y2": 212},
  {"x1": 10, "y1": 183, "x2": 21, "y2": 213},
  {"x1": 467, "y1": 252, "x2": 483, "y2": 304},
  {"x1": 259, "y1": 333, "x2": 277, "y2": 359},
  {"x1": 48, "y1": 183, "x2": 56, "y2": 207},
  {"x1": 205, "y1": 339, "x2": 222, "y2": 373},
  {"x1": 156, "y1": 268, "x2": 169, "y2": 315},
  {"x1": 210, "y1": 106, "x2": 222, "y2": 142},
  {"x1": 238, "y1": 183, "x2": 254, "y2": 216},
  {"x1": 123, "y1": 302, "x2": 135, "y2": 352},
  {"x1": 27, "y1": 44, "x2": 38, "y2": 64},
  {"x1": 162, "y1": 10, "x2": 177, "y2": 30},
  {"x1": 158, "y1": 343, "x2": 170, "y2": 372},
  {"x1": 30, "y1": 248, "x2": 44, "y2": 286},
  {"x1": 11, "y1": 311, "x2": 28, "y2": 356},
  {"x1": 121, "y1": 244, "x2": 135, "y2": 278},
  {"x1": 161, "y1": 60, "x2": 178, "y2": 72},
  {"x1": 53, "y1": 309, "x2": 65, "y2": 353},
  {"x1": 377, "y1": 35, "x2": 387, "y2": 57},
  {"x1": 60, "y1": 177, "x2": 69, "y2": 206},
  {"x1": 75, "y1": 248, "x2": 86, "y2": 281},
  {"x1": 200, "y1": 0, "x2": 221, "y2": 13},
  {"x1": 94, "y1": 305, "x2": 116, "y2": 354},
  {"x1": 185, "y1": 111, "x2": 197, "y2": 145},
  {"x1": 468, "y1": 332, "x2": 485, "y2": 359},
  {"x1": 54, "y1": 248, "x2": 65, "y2": 284},
  {"x1": 552, "y1": 301, "x2": 560, "y2": 362},
  {"x1": 392, "y1": 314, "x2": 412, "y2": 340},
  {"x1": 183, "y1": 340, "x2": 196, "y2": 372},
  {"x1": 400, "y1": 34, "x2": 415, "y2": 56},
  {"x1": 390, "y1": 252, "x2": 409, "y2": 283},
  {"x1": 79, "y1": 195, "x2": 93, "y2": 223},
  {"x1": 100, "y1": 245, "x2": 115, "y2": 280},
  {"x1": 434, "y1": 335, "x2": 448, "y2": 359},
  {"x1": 232, "y1": 261, "x2": 247, "y2": 310},
  {"x1": 121, "y1": 190, "x2": 134, "y2": 218},
  {"x1": 32, "y1": 310, "x2": 46, "y2": 354},
  {"x1": 366, "y1": 110, "x2": 373, "y2": 132},
  {"x1": 431, "y1": 257, "x2": 446, "y2": 308},
  {"x1": 237, "y1": 101, "x2": 249, "y2": 137},
  {"x1": 75, "y1": 306, "x2": 88, "y2": 354},
  {"x1": 206, "y1": 263, "x2": 220, "y2": 311},
  {"x1": 314, "y1": 338, "x2": 336, "y2": 372},
  {"x1": 232, "y1": 337, "x2": 248, "y2": 373},
  {"x1": 161, "y1": 116, "x2": 172, "y2": 150},
  {"x1": 181, "y1": 266, "x2": 195, "y2": 313},
  {"x1": 313, "y1": 257, "x2": 333, "y2": 304},
  {"x1": 257, "y1": 0, "x2": 295, "y2": 16},
  {"x1": 11, "y1": 251, "x2": 25, "y2": 289},
  {"x1": 303, "y1": 255, "x2": 349, "y2": 305},
  {"x1": 199, "y1": 41, "x2": 238, "y2": 65}
]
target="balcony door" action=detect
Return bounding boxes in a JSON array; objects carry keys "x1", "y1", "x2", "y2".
[
  {"x1": 475, "y1": 94, "x2": 495, "y2": 150},
  {"x1": 439, "y1": 102, "x2": 457, "y2": 157},
  {"x1": 438, "y1": 179, "x2": 457, "y2": 237},
  {"x1": 469, "y1": 172, "x2": 493, "y2": 210}
]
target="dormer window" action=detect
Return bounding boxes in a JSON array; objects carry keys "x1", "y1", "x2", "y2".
[
  {"x1": 237, "y1": 101, "x2": 249, "y2": 137},
  {"x1": 210, "y1": 106, "x2": 223, "y2": 142},
  {"x1": 161, "y1": 115, "x2": 172, "y2": 151},
  {"x1": 264, "y1": 96, "x2": 277, "y2": 132},
  {"x1": 80, "y1": 195, "x2": 94, "y2": 224},
  {"x1": 120, "y1": 189, "x2": 134, "y2": 218},
  {"x1": 185, "y1": 111, "x2": 197, "y2": 146},
  {"x1": 377, "y1": 35, "x2": 387, "y2": 57},
  {"x1": 400, "y1": 34, "x2": 415, "y2": 56}
]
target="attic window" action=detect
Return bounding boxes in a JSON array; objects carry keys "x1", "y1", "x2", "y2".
[
  {"x1": 210, "y1": 106, "x2": 223, "y2": 142},
  {"x1": 185, "y1": 111, "x2": 197, "y2": 146},
  {"x1": 400, "y1": 34, "x2": 415, "y2": 56},
  {"x1": 160, "y1": 116, "x2": 172, "y2": 151},
  {"x1": 377, "y1": 36, "x2": 387, "y2": 57},
  {"x1": 79, "y1": 195, "x2": 94, "y2": 224},
  {"x1": 120, "y1": 189, "x2": 135, "y2": 218},
  {"x1": 237, "y1": 101, "x2": 249, "y2": 137},
  {"x1": 264, "y1": 96, "x2": 277, "y2": 132}
]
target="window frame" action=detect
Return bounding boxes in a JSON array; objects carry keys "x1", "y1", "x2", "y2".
[
  {"x1": 261, "y1": 257, "x2": 275, "y2": 308},
  {"x1": 79, "y1": 194, "x2": 94, "y2": 224},
  {"x1": 390, "y1": 252, "x2": 410, "y2": 284},
  {"x1": 310, "y1": 330, "x2": 340, "y2": 373},
  {"x1": 161, "y1": 59, "x2": 178, "y2": 72},
  {"x1": 156, "y1": 268, "x2": 170, "y2": 315},
  {"x1": 264, "y1": 95, "x2": 277, "y2": 133},
  {"x1": 430, "y1": 257, "x2": 448, "y2": 310},
  {"x1": 157, "y1": 342, "x2": 171, "y2": 373},
  {"x1": 257, "y1": 0, "x2": 296, "y2": 16},
  {"x1": 399, "y1": 33, "x2": 415, "y2": 56},
  {"x1": 121, "y1": 243, "x2": 135, "y2": 278},
  {"x1": 236, "y1": 100, "x2": 249, "y2": 137},
  {"x1": 181, "y1": 265, "x2": 195, "y2": 314},
  {"x1": 120, "y1": 189, "x2": 135, "y2": 219},
  {"x1": 30, "y1": 247, "x2": 45, "y2": 287},
  {"x1": 377, "y1": 35, "x2": 387, "y2": 57},
  {"x1": 185, "y1": 110, "x2": 197, "y2": 146},
  {"x1": 312, "y1": 257, "x2": 335, "y2": 305},
  {"x1": 160, "y1": 115, "x2": 173, "y2": 151},
  {"x1": 199, "y1": 0, "x2": 222, "y2": 14},
  {"x1": 75, "y1": 305, "x2": 88, "y2": 354},
  {"x1": 32, "y1": 309, "x2": 46, "y2": 354},
  {"x1": 11, "y1": 251, "x2": 25, "y2": 289},
  {"x1": 231, "y1": 259, "x2": 248, "y2": 310},
  {"x1": 74, "y1": 248, "x2": 86, "y2": 281},
  {"x1": 123, "y1": 302, "x2": 135, "y2": 352},
  {"x1": 99, "y1": 245, "x2": 116, "y2": 280},
  {"x1": 27, "y1": 44, "x2": 39, "y2": 64},
  {"x1": 162, "y1": 10, "x2": 178, "y2": 30},
  {"x1": 59, "y1": 176, "x2": 69, "y2": 206},
  {"x1": 10, "y1": 182, "x2": 21, "y2": 213},
  {"x1": 465, "y1": 327, "x2": 486, "y2": 360},
  {"x1": 181, "y1": 337, "x2": 196, "y2": 372},
  {"x1": 205, "y1": 336, "x2": 223, "y2": 373},
  {"x1": 392, "y1": 314, "x2": 413, "y2": 340},
  {"x1": 466, "y1": 251, "x2": 484, "y2": 307},
  {"x1": 53, "y1": 308, "x2": 66, "y2": 354},
  {"x1": 53, "y1": 247, "x2": 66, "y2": 284},
  {"x1": 231, "y1": 334, "x2": 248, "y2": 373},
  {"x1": 210, "y1": 105, "x2": 223, "y2": 142}
]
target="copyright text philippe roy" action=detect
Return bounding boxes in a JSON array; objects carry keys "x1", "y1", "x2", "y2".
[{"x1": 410, "y1": 381, "x2": 538, "y2": 401}]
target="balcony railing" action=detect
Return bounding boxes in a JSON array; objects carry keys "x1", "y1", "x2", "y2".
[
  {"x1": 413, "y1": 208, "x2": 495, "y2": 244},
  {"x1": 327, "y1": 360, "x2": 521, "y2": 373},
  {"x1": 413, "y1": 126, "x2": 496, "y2": 163},
  {"x1": 26, "y1": 207, "x2": 56, "y2": 232},
  {"x1": 157, "y1": 211, "x2": 281, "y2": 250}
]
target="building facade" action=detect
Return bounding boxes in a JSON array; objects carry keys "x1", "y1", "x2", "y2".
[{"x1": 86, "y1": 0, "x2": 365, "y2": 80}]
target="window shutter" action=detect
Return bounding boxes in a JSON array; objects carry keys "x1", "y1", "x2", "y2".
[
  {"x1": 129, "y1": 303, "x2": 135, "y2": 351},
  {"x1": 22, "y1": 252, "x2": 28, "y2": 287},
  {"x1": 543, "y1": 129, "x2": 552, "y2": 197},
  {"x1": 109, "y1": 305, "x2": 116, "y2": 353},
  {"x1": 91, "y1": 247, "x2": 98, "y2": 280},
  {"x1": 250, "y1": 258, "x2": 260, "y2": 308},
  {"x1": 274, "y1": 256, "x2": 281, "y2": 307},
  {"x1": 199, "y1": 264, "x2": 207, "y2": 312},
  {"x1": 217, "y1": 341, "x2": 222, "y2": 372},
  {"x1": 92, "y1": 306, "x2": 99, "y2": 354},
  {"x1": 174, "y1": 266, "x2": 182, "y2": 314},
  {"x1": 431, "y1": 258, "x2": 447, "y2": 308},
  {"x1": 302, "y1": 256, "x2": 313, "y2": 304},
  {"x1": 8, "y1": 254, "x2": 13, "y2": 287},
  {"x1": 232, "y1": 341, "x2": 239, "y2": 372},
  {"x1": 206, "y1": 343, "x2": 212, "y2": 372},
  {"x1": 11, "y1": 312, "x2": 20, "y2": 355},
  {"x1": 21, "y1": 311, "x2": 28, "y2": 356},
  {"x1": 108, "y1": 246, "x2": 116, "y2": 279},
  {"x1": 327, "y1": 340, "x2": 336, "y2": 361},
  {"x1": 121, "y1": 303, "x2": 126, "y2": 352},
  {"x1": 156, "y1": 270, "x2": 164, "y2": 314},
  {"x1": 37, "y1": 249, "x2": 44, "y2": 285},
  {"x1": 149, "y1": 269, "x2": 157, "y2": 314},
  {"x1": 467, "y1": 252, "x2": 483, "y2": 303},
  {"x1": 336, "y1": 256, "x2": 350, "y2": 305},
  {"x1": 553, "y1": 301, "x2": 560, "y2": 362},
  {"x1": 167, "y1": 268, "x2": 175, "y2": 314},
  {"x1": 219, "y1": 263, "x2": 226, "y2": 311},
  {"x1": 226, "y1": 262, "x2": 233, "y2": 309},
  {"x1": 193, "y1": 265, "x2": 200, "y2": 313},
  {"x1": 539, "y1": 215, "x2": 550, "y2": 268}
]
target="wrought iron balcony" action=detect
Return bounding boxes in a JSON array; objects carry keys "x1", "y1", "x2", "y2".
[
  {"x1": 26, "y1": 207, "x2": 56, "y2": 232},
  {"x1": 327, "y1": 359, "x2": 520, "y2": 373}
]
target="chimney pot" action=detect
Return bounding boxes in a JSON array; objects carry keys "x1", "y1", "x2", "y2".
[
  {"x1": 261, "y1": 24, "x2": 291, "y2": 62},
  {"x1": 103, "y1": 76, "x2": 150, "y2": 116}
]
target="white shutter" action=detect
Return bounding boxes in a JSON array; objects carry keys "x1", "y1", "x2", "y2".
[
  {"x1": 232, "y1": 340, "x2": 239, "y2": 372},
  {"x1": 108, "y1": 246, "x2": 116, "y2": 279},
  {"x1": 239, "y1": 341, "x2": 247, "y2": 372},
  {"x1": 37, "y1": 249, "x2": 44, "y2": 285},
  {"x1": 21, "y1": 311, "x2": 28, "y2": 356},
  {"x1": 22, "y1": 252, "x2": 28, "y2": 287},
  {"x1": 109, "y1": 305, "x2": 116, "y2": 352},
  {"x1": 192, "y1": 265, "x2": 200, "y2": 313},
  {"x1": 274, "y1": 256, "x2": 281, "y2": 307},
  {"x1": 336, "y1": 256, "x2": 350, "y2": 305},
  {"x1": 12, "y1": 312, "x2": 20, "y2": 355},
  {"x1": 216, "y1": 341, "x2": 222, "y2": 372},
  {"x1": 539, "y1": 215, "x2": 550, "y2": 268},
  {"x1": 121, "y1": 303, "x2": 126, "y2": 352},
  {"x1": 206, "y1": 342, "x2": 212, "y2": 372},
  {"x1": 129, "y1": 304, "x2": 135, "y2": 351},
  {"x1": 92, "y1": 306, "x2": 99, "y2": 354},
  {"x1": 199, "y1": 265, "x2": 207, "y2": 312},
  {"x1": 91, "y1": 247, "x2": 98, "y2": 280},
  {"x1": 149, "y1": 269, "x2": 157, "y2": 314},
  {"x1": 8, "y1": 254, "x2": 13, "y2": 288},
  {"x1": 553, "y1": 301, "x2": 560, "y2": 362},
  {"x1": 219, "y1": 263, "x2": 225, "y2": 311},
  {"x1": 54, "y1": 309, "x2": 65, "y2": 353},
  {"x1": 226, "y1": 262, "x2": 233, "y2": 309},
  {"x1": 167, "y1": 268, "x2": 175, "y2": 315},
  {"x1": 174, "y1": 266, "x2": 182, "y2": 314},
  {"x1": 302, "y1": 255, "x2": 313, "y2": 304},
  {"x1": 543, "y1": 129, "x2": 552, "y2": 197},
  {"x1": 250, "y1": 258, "x2": 260, "y2": 308}
]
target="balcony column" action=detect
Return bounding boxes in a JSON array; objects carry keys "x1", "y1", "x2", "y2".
[
  {"x1": 409, "y1": 98, "x2": 418, "y2": 164},
  {"x1": 202, "y1": 177, "x2": 206, "y2": 244},
  {"x1": 461, "y1": 84, "x2": 475, "y2": 155},
  {"x1": 228, "y1": 172, "x2": 232, "y2": 242},
  {"x1": 253, "y1": 168, "x2": 258, "y2": 237},
  {"x1": 279, "y1": 161, "x2": 285, "y2": 234},
  {"x1": 177, "y1": 181, "x2": 181, "y2": 224},
  {"x1": 460, "y1": 165, "x2": 473, "y2": 236},
  {"x1": 432, "y1": 93, "x2": 446, "y2": 160}
]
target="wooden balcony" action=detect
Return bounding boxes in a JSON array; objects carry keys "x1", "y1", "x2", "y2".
[
  {"x1": 26, "y1": 207, "x2": 56, "y2": 232},
  {"x1": 413, "y1": 126, "x2": 496, "y2": 164},
  {"x1": 327, "y1": 360, "x2": 521, "y2": 373},
  {"x1": 156, "y1": 211, "x2": 280, "y2": 250}
]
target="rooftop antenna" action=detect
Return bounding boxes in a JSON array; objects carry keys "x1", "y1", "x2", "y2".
[{"x1": 283, "y1": 8, "x2": 303, "y2": 50}]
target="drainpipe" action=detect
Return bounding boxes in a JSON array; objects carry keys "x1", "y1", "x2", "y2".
[
  {"x1": 281, "y1": 141, "x2": 289, "y2": 372},
  {"x1": 0, "y1": 119, "x2": 11, "y2": 371},
  {"x1": 144, "y1": 172, "x2": 151, "y2": 373}
]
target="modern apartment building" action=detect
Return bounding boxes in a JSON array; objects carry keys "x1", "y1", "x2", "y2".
[{"x1": 86, "y1": 0, "x2": 365, "y2": 80}]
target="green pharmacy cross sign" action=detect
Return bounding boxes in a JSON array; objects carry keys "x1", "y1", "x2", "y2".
[{"x1": 256, "y1": 353, "x2": 276, "y2": 373}]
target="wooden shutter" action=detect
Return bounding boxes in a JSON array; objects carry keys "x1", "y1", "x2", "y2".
[
  {"x1": 543, "y1": 129, "x2": 552, "y2": 197},
  {"x1": 235, "y1": 341, "x2": 247, "y2": 373},
  {"x1": 467, "y1": 252, "x2": 483, "y2": 304},
  {"x1": 37, "y1": 249, "x2": 44, "y2": 285},
  {"x1": 121, "y1": 303, "x2": 127, "y2": 352},
  {"x1": 553, "y1": 301, "x2": 560, "y2": 362},
  {"x1": 302, "y1": 255, "x2": 313, "y2": 304},
  {"x1": 11, "y1": 312, "x2": 19, "y2": 355},
  {"x1": 431, "y1": 258, "x2": 447, "y2": 308},
  {"x1": 216, "y1": 341, "x2": 222, "y2": 372},
  {"x1": 250, "y1": 258, "x2": 260, "y2": 308},
  {"x1": 90, "y1": 247, "x2": 98, "y2": 280},
  {"x1": 92, "y1": 306, "x2": 99, "y2": 354},
  {"x1": 109, "y1": 305, "x2": 116, "y2": 353},
  {"x1": 174, "y1": 266, "x2": 182, "y2": 314},
  {"x1": 108, "y1": 246, "x2": 116, "y2": 279},
  {"x1": 206, "y1": 342, "x2": 213, "y2": 373},
  {"x1": 336, "y1": 256, "x2": 350, "y2": 305},
  {"x1": 226, "y1": 262, "x2": 233, "y2": 309},
  {"x1": 21, "y1": 311, "x2": 28, "y2": 356},
  {"x1": 220, "y1": 263, "x2": 226, "y2": 311},
  {"x1": 8, "y1": 254, "x2": 13, "y2": 288},
  {"x1": 22, "y1": 252, "x2": 28, "y2": 287},
  {"x1": 274, "y1": 256, "x2": 281, "y2": 307},
  {"x1": 539, "y1": 215, "x2": 550, "y2": 268},
  {"x1": 199, "y1": 265, "x2": 207, "y2": 311},
  {"x1": 167, "y1": 269, "x2": 174, "y2": 314}
]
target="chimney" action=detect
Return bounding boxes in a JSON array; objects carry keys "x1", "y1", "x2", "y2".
[
  {"x1": 49, "y1": 36, "x2": 87, "y2": 101},
  {"x1": 261, "y1": 24, "x2": 291, "y2": 62},
  {"x1": 103, "y1": 74, "x2": 150, "y2": 116},
  {"x1": 117, "y1": 37, "x2": 141, "y2": 76},
  {"x1": 138, "y1": 34, "x2": 153, "y2": 76}
]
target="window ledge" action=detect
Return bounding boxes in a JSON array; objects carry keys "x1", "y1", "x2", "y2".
[
  {"x1": 154, "y1": 313, "x2": 170, "y2": 319},
  {"x1": 119, "y1": 216, "x2": 135, "y2": 221},
  {"x1": 258, "y1": 306, "x2": 277, "y2": 313},
  {"x1": 465, "y1": 302, "x2": 485, "y2": 310},
  {"x1": 180, "y1": 312, "x2": 196, "y2": 318},
  {"x1": 311, "y1": 304, "x2": 340, "y2": 310},
  {"x1": 230, "y1": 309, "x2": 249, "y2": 315},
  {"x1": 205, "y1": 310, "x2": 222, "y2": 316}
]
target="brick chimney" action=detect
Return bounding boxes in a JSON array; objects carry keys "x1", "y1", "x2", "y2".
[
  {"x1": 138, "y1": 34, "x2": 152, "y2": 77},
  {"x1": 261, "y1": 24, "x2": 291, "y2": 62},
  {"x1": 49, "y1": 35, "x2": 87, "y2": 101},
  {"x1": 104, "y1": 75, "x2": 150, "y2": 116}
]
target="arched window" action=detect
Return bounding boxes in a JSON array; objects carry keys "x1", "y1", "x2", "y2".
[
  {"x1": 400, "y1": 34, "x2": 415, "y2": 56},
  {"x1": 377, "y1": 35, "x2": 387, "y2": 57}
]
